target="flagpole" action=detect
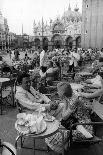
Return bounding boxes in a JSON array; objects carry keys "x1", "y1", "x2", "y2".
[
  {"x1": 22, "y1": 24, "x2": 23, "y2": 36},
  {"x1": 42, "y1": 17, "x2": 44, "y2": 49},
  {"x1": 22, "y1": 24, "x2": 23, "y2": 49}
]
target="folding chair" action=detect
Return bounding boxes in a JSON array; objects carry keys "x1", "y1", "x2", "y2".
[{"x1": 1, "y1": 66, "x2": 12, "y2": 78}]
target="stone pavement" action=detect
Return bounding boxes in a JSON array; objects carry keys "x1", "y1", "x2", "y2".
[{"x1": 0, "y1": 107, "x2": 58, "y2": 155}]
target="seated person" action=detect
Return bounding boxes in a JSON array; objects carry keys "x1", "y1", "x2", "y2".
[
  {"x1": 53, "y1": 61, "x2": 61, "y2": 81},
  {"x1": 15, "y1": 73, "x2": 51, "y2": 111},
  {"x1": 84, "y1": 57, "x2": 103, "y2": 88},
  {"x1": 45, "y1": 82, "x2": 93, "y2": 154},
  {"x1": 84, "y1": 74, "x2": 102, "y2": 88},
  {"x1": 40, "y1": 61, "x2": 60, "y2": 85},
  {"x1": 15, "y1": 73, "x2": 63, "y2": 113},
  {"x1": 79, "y1": 71, "x2": 103, "y2": 99}
]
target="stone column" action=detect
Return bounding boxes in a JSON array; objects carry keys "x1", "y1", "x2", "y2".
[
  {"x1": 2, "y1": 42, "x2": 3, "y2": 50},
  {"x1": 4, "y1": 42, "x2": 6, "y2": 50}
]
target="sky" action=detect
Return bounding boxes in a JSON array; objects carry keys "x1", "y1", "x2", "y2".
[{"x1": 0, "y1": 0, "x2": 82, "y2": 35}]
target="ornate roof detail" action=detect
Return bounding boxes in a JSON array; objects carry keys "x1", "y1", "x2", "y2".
[
  {"x1": 33, "y1": 3, "x2": 81, "y2": 36},
  {"x1": 62, "y1": 4, "x2": 82, "y2": 23},
  {"x1": 52, "y1": 18, "x2": 65, "y2": 34},
  {"x1": 68, "y1": 3, "x2": 71, "y2": 11},
  {"x1": 74, "y1": 4, "x2": 79, "y2": 12}
]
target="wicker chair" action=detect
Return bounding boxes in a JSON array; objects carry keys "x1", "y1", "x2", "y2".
[{"x1": 0, "y1": 141, "x2": 16, "y2": 155}]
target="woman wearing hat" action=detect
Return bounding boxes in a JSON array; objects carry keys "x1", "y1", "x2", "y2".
[{"x1": 45, "y1": 82, "x2": 93, "y2": 154}]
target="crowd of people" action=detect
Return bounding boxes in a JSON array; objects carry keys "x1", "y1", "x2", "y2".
[{"x1": 1, "y1": 46, "x2": 103, "y2": 154}]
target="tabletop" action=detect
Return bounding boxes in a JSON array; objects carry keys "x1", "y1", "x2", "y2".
[
  {"x1": 0, "y1": 78, "x2": 10, "y2": 83},
  {"x1": 15, "y1": 119, "x2": 60, "y2": 139},
  {"x1": 70, "y1": 83, "x2": 84, "y2": 90},
  {"x1": 77, "y1": 72, "x2": 92, "y2": 76}
]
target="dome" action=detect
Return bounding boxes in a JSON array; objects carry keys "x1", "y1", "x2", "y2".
[{"x1": 62, "y1": 4, "x2": 82, "y2": 23}]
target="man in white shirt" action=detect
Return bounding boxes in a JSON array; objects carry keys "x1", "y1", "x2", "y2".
[
  {"x1": 40, "y1": 49, "x2": 45, "y2": 67},
  {"x1": 15, "y1": 73, "x2": 61, "y2": 112},
  {"x1": 15, "y1": 73, "x2": 51, "y2": 110},
  {"x1": 40, "y1": 46, "x2": 48, "y2": 67},
  {"x1": 68, "y1": 50, "x2": 80, "y2": 73}
]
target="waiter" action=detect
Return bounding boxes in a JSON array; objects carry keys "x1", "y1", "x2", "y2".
[{"x1": 40, "y1": 46, "x2": 48, "y2": 77}]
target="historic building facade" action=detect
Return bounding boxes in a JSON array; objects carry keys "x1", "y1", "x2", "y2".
[
  {"x1": 81, "y1": 0, "x2": 103, "y2": 49},
  {"x1": 0, "y1": 11, "x2": 16, "y2": 50},
  {"x1": 0, "y1": 11, "x2": 9, "y2": 50},
  {"x1": 33, "y1": 5, "x2": 82, "y2": 50}
]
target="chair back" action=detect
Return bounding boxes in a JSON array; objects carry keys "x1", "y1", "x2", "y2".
[
  {"x1": 1, "y1": 66, "x2": 12, "y2": 78},
  {"x1": 0, "y1": 79, "x2": 16, "y2": 107}
]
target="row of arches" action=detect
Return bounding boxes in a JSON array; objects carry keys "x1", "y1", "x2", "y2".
[{"x1": 34, "y1": 35, "x2": 81, "y2": 50}]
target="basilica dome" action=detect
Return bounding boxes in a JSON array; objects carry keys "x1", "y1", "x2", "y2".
[{"x1": 62, "y1": 4, "x2": 82, "y2": 23}]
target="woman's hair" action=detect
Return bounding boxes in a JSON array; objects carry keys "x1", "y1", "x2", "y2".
[
  {"x1": 17, "y1": 73, "x2": 30, "y2": 84},
  {"x1": 57, "y1": 82, "x2": 73, "y2": 98}
]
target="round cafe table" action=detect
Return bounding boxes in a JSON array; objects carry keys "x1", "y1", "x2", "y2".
[{"x1": 15, "y1": 119, "x2": 60, "y2": 155}]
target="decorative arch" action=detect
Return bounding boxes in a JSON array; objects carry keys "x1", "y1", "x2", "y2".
[
  {"x1": 51, "y1": 34, "x2": 63, "y2": 49},
  {"x1": 34, "y1": 38, "x2": 40, "y2": 49},
  {"x1": 65, "y1": 36, "x2": 73, "y2": 49},
  {"x1": 76, "y1": 36, "x2": 81, "y2": 48},
  {"x1": 52, "y1": 21, "x2": 64, "y2": 34}
]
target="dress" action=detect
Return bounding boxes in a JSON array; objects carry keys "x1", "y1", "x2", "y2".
[
  {"x1": 45, "y1": 93, "x2": 93, "y2": 153},
  {"x1": 45, "y1": 93, "x2": 77, "y2": 153}
]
